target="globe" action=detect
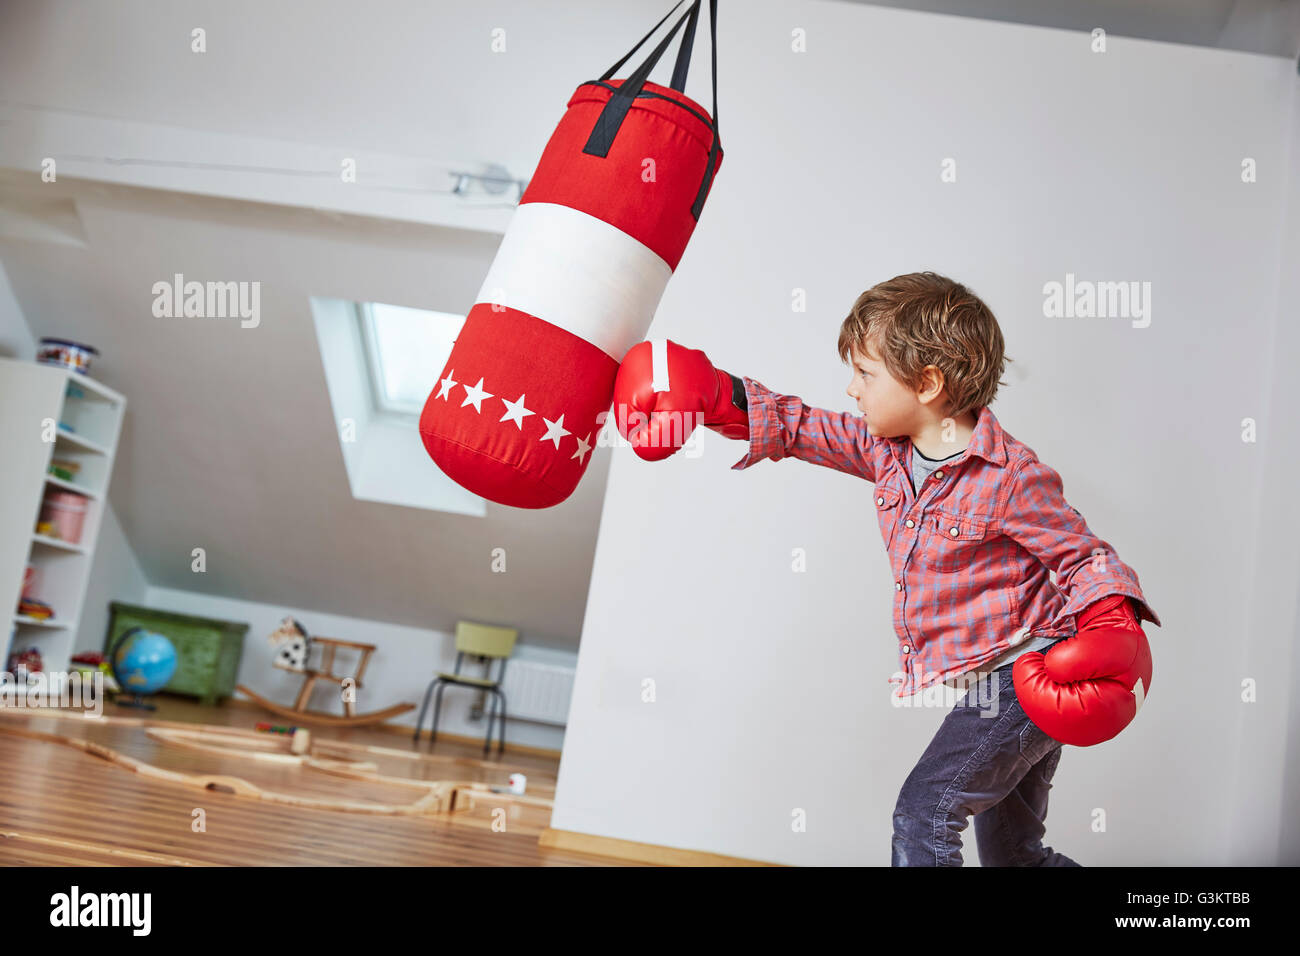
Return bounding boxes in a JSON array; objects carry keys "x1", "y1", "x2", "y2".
[{"x1": 109, "y1": 627, "x2": 178, "y2": 710}]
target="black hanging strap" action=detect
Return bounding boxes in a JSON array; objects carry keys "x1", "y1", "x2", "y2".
[
  {"x1": 583, "y1": 5, "x2": 696, "y2": 161},
  {"x1": 583, "y1": 0, "x2": 721, "y2": 222},
  {"x1": 598, "y1": 0, "x2": 688, "y2": 83},
  {"x1": 669, "y1": 0, "x2": 701, "y2": 91},
  {"x1": 691, "y1": 0, "x2": 720, "y2": 220}
]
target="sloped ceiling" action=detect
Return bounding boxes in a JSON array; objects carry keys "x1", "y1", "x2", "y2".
[{"x1": 0, "y1": 168, "x2": 611, "y2": 650}]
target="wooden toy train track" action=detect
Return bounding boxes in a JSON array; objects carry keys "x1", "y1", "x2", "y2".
[{"x1": 0, "y1": 712, "x2": 552, "y2": 818}]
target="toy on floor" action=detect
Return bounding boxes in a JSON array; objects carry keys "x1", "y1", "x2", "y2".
[
  {"x1": 488, "y1": 773, "x2": 528, "y2": 795},
  {"x1": 69, "y1": 651, "x2": 122, "y2": 693},
  {"x1": 254, "y1": 722, "x2": 311, "y2": 755},
  {"x1": 108, "y1": 626, "x2": 178, "y2": 711},
  {"x1": 254, "y1": 722, "x2": 299, "y2": 734},
  {"x1": 238, "y1": 620, "x2": 415, "y2": 727}
]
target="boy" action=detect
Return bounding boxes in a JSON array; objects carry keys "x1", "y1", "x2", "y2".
[{"x1": 612, "y1": 270, "x2": 1160, "y2": 866}]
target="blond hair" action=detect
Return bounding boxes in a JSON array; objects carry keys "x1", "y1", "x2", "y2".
[{"x1": 837, "y1": 271, "x2": 1011, "y2": 419}]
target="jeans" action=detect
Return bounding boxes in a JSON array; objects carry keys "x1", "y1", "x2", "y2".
[{"x1": 891, "y1": 665, "x2": 1080, "y2": 866}]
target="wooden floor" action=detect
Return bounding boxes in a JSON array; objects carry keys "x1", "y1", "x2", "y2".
[{"x1": 0, "y1": 694, "x2": 638, "y2": 866}]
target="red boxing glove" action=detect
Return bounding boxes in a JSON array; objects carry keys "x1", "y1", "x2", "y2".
[
  {"x1": 612, "y1": 339, "x2": 749, "y2": 461},
  {"x1": 1012, "y1": 594, "x2": 1153, "y2": 747}
]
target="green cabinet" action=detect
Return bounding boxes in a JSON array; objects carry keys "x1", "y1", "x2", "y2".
[{"x1": 104, "y1": 602, "x2": 248, "y2": 706}]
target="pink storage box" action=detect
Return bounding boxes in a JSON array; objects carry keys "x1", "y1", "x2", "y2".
[{"x1": 39, "y1": 490, "x2": 89, "y2": 544}]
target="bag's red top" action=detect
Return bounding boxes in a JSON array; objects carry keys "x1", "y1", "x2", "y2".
[{"x1": 519, "y1": 78, "x2": 722, "y2": 271}]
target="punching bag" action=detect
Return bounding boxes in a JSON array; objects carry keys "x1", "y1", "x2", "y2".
[{"x1": 419, "y1": 0, "x2": 722, "y2": 508}]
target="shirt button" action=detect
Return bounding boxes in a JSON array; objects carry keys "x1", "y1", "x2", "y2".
[
  {"x1": 935, "y1": 470, "x2": 944, "y2": 480},
  {"x1": 905, "y1": 519, "x2": 914, "y2": 528},
  {"x1": 876, "y1": 496, "x2": 884, "y2": 506},
  {"x1": 895, "y1": 582, "x2": 902, "y2": 590},
  {"x1": 901, "y1": 645, "x2": 911, "y2": 654},
  {"x1": 949, "y1": 526, "x2": 959, "y2": 537}
]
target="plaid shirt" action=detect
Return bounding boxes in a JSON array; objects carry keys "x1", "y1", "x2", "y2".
[{"x1": 731, "y1": 377, "x2": 1161, "y2": 699}]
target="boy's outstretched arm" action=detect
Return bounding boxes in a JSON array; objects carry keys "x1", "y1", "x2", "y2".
[
  {"x1": 612, "y1": 338, "x2": 878, "y2": 482},
  {"x1": 730, "y1": 375, "x2": 878, "y2": 481}
]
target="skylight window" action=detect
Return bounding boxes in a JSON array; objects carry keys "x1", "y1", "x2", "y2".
[
  {"x1": 312, "y1": 295, "x2": 486, "y2": 516},
  {"x1": 359, "y1": 301, "x2": 464, "y2": 416}
]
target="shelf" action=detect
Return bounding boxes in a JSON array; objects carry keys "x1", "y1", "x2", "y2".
[
  {"x1": 62, "y1": 372, "x2": 123, "y2": 406},
  {"x1": 44, "y1": 474, "x2": 101, "y2": 500},
  {"x1": 54, "y1": 427, "x2": 109, "y2": 456},
  {"x1": 31, "y1": 533, "x2": 88, "y2": 554},
  {"x1": 13, "y1": 615, "x2": 69, "y2": 630},
  {"x1": 1, "y1": 356, "x2": 125, "y2": 678}
]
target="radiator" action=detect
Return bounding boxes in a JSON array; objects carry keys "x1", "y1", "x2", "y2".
[{"x1": 494, "y1": 659, "x2": 575, "y2": 726}]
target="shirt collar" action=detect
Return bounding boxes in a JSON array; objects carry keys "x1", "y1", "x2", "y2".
[
  {"x1": 963, "y1": 406, "x2": 1008, "y2": 467},
  {"x1": 888, "y1": 406, "x2": 1009, "y2": 468}
]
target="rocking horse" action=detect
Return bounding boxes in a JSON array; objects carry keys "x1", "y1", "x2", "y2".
[{"x1": 236, "y1": 617, "x2": 416, "y2": 727}]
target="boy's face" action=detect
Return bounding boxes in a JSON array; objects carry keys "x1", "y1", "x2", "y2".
[{"x1": 845, "y1": 340, "x2": 925, "y2": 438}]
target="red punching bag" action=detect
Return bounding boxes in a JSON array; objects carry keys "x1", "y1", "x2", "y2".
[{"x1": 419, "y1": 0, "x2": 722, "y2": 508}]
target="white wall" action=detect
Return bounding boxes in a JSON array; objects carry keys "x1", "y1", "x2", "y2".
[
  {"x1": 143, "y1": 585, "x2": 571, "y2": 750},
  {"x1": 76, "y1": 508, "x2": 149, "y2": 653},
  {"x1": 0, "y1": 261, "x2": 36, "y2": 360},
  {"x1": 1235, "y1": 53, "x2": 1300, "y2": 866},
  {"x1": 552, "y1": 1, "x2": 1299, "y2": 864}
]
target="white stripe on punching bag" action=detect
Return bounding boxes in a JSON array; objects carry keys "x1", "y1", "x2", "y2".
[{"x1": 473, "y1": 202, "x2": 674, "y2": 362}]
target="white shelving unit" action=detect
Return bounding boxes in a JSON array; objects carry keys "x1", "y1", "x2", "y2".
[{"x1": 0, "y1": 357, "x2": 126, "y2": 676}]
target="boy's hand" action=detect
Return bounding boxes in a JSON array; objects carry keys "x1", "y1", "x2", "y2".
[
  {"x1": 612, "y1": 339, "x2": 749, "y2": 461},
  {"x1": 1012, "y1": 594, "x2": 1153, "y2": 747}
]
